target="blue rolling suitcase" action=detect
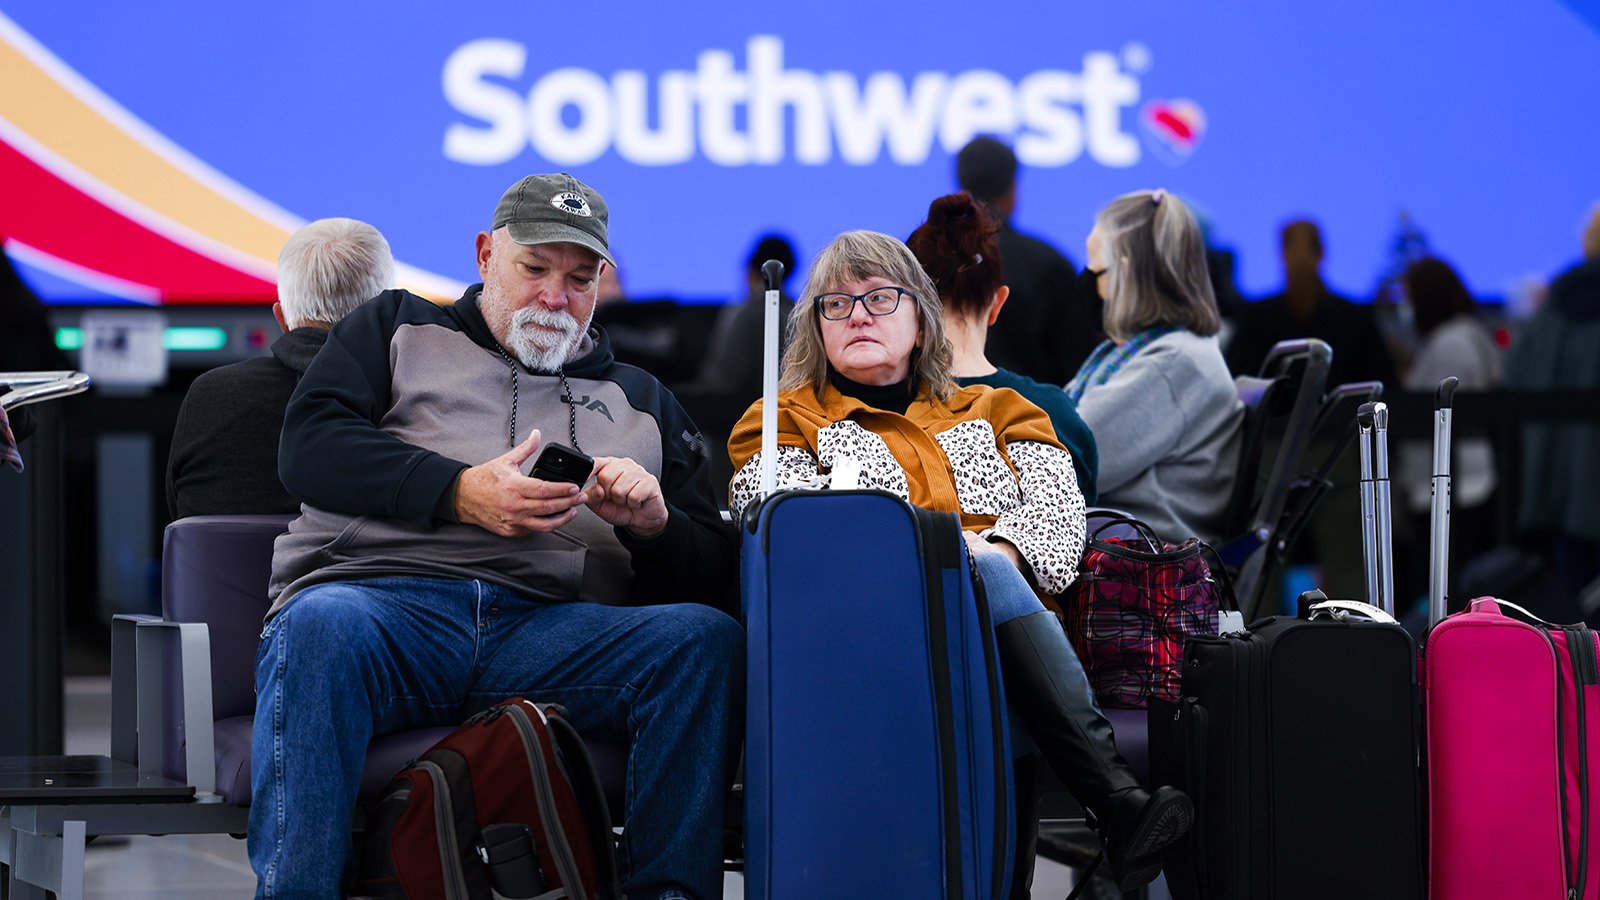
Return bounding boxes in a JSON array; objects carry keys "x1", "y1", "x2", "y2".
[{"x1": 741, "y1": 488, "x2": 1015, "y2": 900}]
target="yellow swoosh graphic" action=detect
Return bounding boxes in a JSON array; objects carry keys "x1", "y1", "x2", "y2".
[{"x1": 0, "y1": 11, "x2": 463, "y2": 300}]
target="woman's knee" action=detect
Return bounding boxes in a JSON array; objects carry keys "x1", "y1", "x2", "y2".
[{"x1": 973, "y1": 552, "x2": 1049, "y2": 625}]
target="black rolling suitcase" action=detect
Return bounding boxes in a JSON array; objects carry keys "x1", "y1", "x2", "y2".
[{"x1": 1152, "y1": 401, "x2": 1426, "y2": 900}]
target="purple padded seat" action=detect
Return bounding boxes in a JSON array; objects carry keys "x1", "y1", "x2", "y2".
[
  {"x1": 162, "y1": 515, "x2": 628, "y2": 810},
  {"x1": 1083, "y1": 507, "x2": 1143, "y2": 543},
  {"x1": 1104, "y1": 708, "x2": 1149, "y2": 781},
  {"x1": 1031, "y1": 708, "x2": 1150, "y2": 814}
]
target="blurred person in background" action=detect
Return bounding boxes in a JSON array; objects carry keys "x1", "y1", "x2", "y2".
[
  {"x1": 957, "y1": 137, "x2": 1097, "y2": 383},
  {"x1": 166, "y1": 217, "x2": 395, "y2": 519},
  {"x1": 595, "y1": 257, "x2": 628, "y2": 307},
  {"x1": 695, "y1": 233, "x2": 797, "y2": 403},
  {"x1": 1067, "y1": 189, "x2": 1242, "y2": 545},
  {"x1": 1506, "y1": 203, "x2": 1600, "y2": 619},
  {"x1": 1226, "y1": 219, "x2": 1398, "y2": 602},
  {"x1": 1396, "y1": 257, "x2": 1501, "y2": 612},
  {"x1": 1226, "y1": 219, "x2": 1397, "y2": 388}
]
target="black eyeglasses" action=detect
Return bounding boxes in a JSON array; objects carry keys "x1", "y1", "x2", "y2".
[{"x1": 814, "y1": 286, "x2": 913, "y2": 320}]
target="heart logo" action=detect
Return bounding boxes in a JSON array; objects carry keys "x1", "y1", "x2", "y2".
[{"x1": 1141, "y1": 99, "x2": 1207, "y2": 164}]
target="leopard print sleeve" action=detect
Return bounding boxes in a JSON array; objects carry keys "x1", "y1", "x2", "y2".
[
  {"x1": 987, "y1": 440, "x2": 1088, "y2": 595},
  {"x1": 729, "y1": 445, "x2": 823, "y2": 520},
  {"x1": 815, "y1": 421, "x2": 911, "y2": 499}
]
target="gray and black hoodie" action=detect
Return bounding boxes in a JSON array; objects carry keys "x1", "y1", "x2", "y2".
[{"x1": 266, "y1": 286, "x2": 734, "y2": 619}]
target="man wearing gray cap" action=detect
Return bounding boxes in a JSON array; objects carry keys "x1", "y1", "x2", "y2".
[{"x1": 251, "y1": 173, "x2": 741, "y2": 900}]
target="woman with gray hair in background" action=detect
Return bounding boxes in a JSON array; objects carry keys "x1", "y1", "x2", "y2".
[
  {"x1": 1068, "y1": 189, "x2": 1244, "y2": 544},
  {"x1": 727, "y1": 229, "x2": 1192, "y2": 893}
]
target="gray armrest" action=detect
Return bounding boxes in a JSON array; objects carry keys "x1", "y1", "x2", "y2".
[
  {"x1": 110, "y1": 614, "x2": 159, "y2": 766},
  {"x1": 110, "y1": 613, "x2": 221, "y2": 802}
]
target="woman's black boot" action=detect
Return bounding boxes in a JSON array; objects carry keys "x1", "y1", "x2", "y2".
[{"x1": 994, "y1": 611, "x2": 1193, "y2": 891}]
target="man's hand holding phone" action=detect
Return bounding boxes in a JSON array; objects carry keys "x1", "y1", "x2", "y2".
[{"x1": 454, "y1": 430, "x2": 590, "y2": 536}]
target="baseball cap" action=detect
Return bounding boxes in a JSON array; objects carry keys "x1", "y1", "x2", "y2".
[{"x1": 490, "y1": 173, "x2": 615, "y2": 266}]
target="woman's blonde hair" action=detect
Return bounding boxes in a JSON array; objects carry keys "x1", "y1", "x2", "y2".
[
  {"x1": 1095, "y1": 189, "x2": 1221, "y2": 342},
  {"x1": 781, "y1": 230, "x2": 956, "y2": 402}
]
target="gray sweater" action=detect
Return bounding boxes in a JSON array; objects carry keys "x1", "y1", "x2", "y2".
[{"x1": 1074, "y1": 330, "x2": 1243, "y2": 544}]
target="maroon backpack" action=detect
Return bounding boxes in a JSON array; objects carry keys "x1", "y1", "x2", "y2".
[{"x1": 353, "y1": 698, "x2": 624, "y2": 900}]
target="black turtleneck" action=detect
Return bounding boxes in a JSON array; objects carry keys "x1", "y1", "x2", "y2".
[{"x1": 829, "y1": 371, "x2": 915, "y2": 415}]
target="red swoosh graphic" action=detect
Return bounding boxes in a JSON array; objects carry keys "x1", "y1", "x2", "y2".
[{"x1": 0, "y1": 138, "x2": 276, "y2": 302}]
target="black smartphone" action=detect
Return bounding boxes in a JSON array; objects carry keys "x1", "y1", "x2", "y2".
[{"x1": 528, "y1": 441, "x2": 594, "y2": 486}]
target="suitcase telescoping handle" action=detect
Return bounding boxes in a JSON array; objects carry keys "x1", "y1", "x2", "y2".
[
  {"x1": 1428, "y1": 377, "x2": 1459, "y2": 627},
  {"x1": 758, "y1": 259, "x2": 785, "y2": 499},
  {"x1": 1357, "y1": 401, "x2": 1396, "y2": 616}
]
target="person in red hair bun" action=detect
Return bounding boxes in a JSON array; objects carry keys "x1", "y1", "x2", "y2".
[{"x1": 907, "y1": 192, "x2": 1100, "y2": 504}]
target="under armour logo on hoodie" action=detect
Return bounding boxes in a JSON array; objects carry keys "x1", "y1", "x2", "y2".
[
  {"x1": 682, "y1": 429, "x2": 708, "y2": 459},
  {"x1": 569, "y1": 395, "x2": 614, "y2": 423}
]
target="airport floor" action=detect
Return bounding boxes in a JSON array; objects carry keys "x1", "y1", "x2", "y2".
[{"x1": 59, "y1": 677, "x2": 1099, "y2": 899}]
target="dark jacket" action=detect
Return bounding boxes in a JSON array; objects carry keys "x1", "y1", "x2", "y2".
[
  {"x1": 1225, "y1": 286, "x2": 1398, "y2": 390},
  {"x1": 696, "y1": 287, "x2": 795, "y2": 404},
  {"x1": 1505, "y1": 259, "x2": 1600, "y2": 541},
  {"x1": 1545, "y1": 260, "x2": 1600, "y2": 322},
  {"x1": 268, "y1": 286, "x2": 734, "y2": 618},
  {"x1": 166, "y1": 327, "x2": 327, "y2": 519},
  {"x1": 989, "y1": 225, "x2": 1099, "y2": 386}
]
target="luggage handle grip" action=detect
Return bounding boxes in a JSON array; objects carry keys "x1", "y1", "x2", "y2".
[
  {"x1": 1308, "y1": 599, "x2": 1399, "y2": 625},
  {"x1": 1468, "y1": 596, "x2": 1560, "y2": 628},
  {"x1": 1435, "y1": 375, "x2": 1459, "y2": 410},
  {"x1": 761, "y1": 259, "x2": 785, "y2": 293}
]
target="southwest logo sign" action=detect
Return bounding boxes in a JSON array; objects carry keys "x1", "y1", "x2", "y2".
[{"x1": 442, "y1": 36, "x2": 1186, "y2": 170}]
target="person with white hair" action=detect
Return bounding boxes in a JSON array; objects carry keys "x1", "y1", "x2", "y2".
[
  {"x1": 166, "y1": 216, "x2": 395, "y2": 518},
  {"x1": 254, "y1": 174, "x2": 739, "y2": 900}
]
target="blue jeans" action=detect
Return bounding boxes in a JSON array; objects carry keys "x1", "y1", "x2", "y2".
[
  {"x1": 248, "y1": 577, "x2": 744, "y2": 900},
  {"x1": 973, "y1": 551, "x2": 1069, "y2": 760},
  {"x1": 973, "y1": 551, "x2": 1050, "y2": 626}
]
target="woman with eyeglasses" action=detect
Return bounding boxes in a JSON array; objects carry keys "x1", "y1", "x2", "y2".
[
  {"x1": 1069, "y1": 189, "x2": 1243, "y2": 545},
  {"x1": 726, "y1": 229, "x2": 1192, "y2": 893}
]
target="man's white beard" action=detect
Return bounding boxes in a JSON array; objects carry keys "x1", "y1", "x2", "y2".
[
  {"x1": 506, "y1": 305, "x2": 587, "y2": 372},
  {"x1": 481, "y1": 275, "x2": 593, "y2": 371}
]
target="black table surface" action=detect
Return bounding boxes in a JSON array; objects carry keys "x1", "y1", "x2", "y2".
[{"x1": 0, "y1": 755, "x2": 195, "y2": 803}]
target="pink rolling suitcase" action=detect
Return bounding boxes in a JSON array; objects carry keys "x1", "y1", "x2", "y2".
[{"x1": 1423, "y1": 377, "x2": 1600, "y2": 900}]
